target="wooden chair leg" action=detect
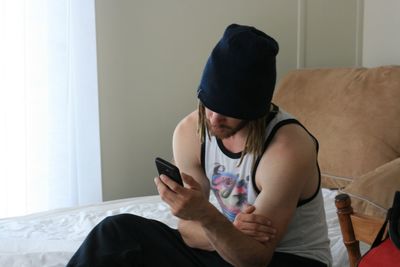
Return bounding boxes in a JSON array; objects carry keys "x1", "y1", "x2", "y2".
[{"x1": 335, "y1": 193, "x2": 361, "y2": 267}]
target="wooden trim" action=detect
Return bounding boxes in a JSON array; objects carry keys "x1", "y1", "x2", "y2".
[
  {"x1": 296, "y1": 0, "x2": 307, "y2": 68},
  {"x1": 355, "y1": 0, "x2": 364, "y2": 66}
]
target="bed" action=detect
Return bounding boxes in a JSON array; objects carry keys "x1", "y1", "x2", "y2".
[{"x1": 0, "y1": 188, "x2": 347, "y2": 267}]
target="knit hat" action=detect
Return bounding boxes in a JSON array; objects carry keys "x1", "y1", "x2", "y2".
[{"x1": 197, "y1": 24, "x2": 279, "y2": 120}]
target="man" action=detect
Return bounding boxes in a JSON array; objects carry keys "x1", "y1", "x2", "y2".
[{"x1": 67, "y1": 24, "x2": 332, "y2": 267}]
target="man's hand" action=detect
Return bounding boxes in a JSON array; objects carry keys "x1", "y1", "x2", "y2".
[
  {"x1": 233, "y1": 205, "x2": 276, "y2": 245},
  {"x1": 155, "y1": 173, "x2": 213, "y2": 221}
]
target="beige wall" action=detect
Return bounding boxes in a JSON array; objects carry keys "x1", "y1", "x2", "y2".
[
  {"x1": 95, "y1": 0, "x2": 361, "y2": 201},
  {"x1": 301, "y1": 0, "x2": 362, "y2": 67},
  {"x1": 363, "y1": 0, "x2": 400, "y2": 67}
]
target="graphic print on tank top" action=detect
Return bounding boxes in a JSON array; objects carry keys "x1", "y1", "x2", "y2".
[{"x1": 211, "y1": 163, "x2": 249, "y2": 222}]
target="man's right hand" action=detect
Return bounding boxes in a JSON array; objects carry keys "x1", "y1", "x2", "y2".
[{"x1": 233, "y1": 205, "x2": 277, "y2": 245}]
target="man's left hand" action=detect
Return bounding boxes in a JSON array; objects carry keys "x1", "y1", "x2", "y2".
[{"x1": 233, "y1": 205, "x2": 277, "y2": 244}]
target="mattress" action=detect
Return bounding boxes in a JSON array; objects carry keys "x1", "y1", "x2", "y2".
[{"x1": 0, "y1": 189, "x2": 347, "y2": 267}]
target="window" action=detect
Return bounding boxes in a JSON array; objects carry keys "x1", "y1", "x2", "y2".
[{"x1": 0, "y1": 0, "x2": 102, "y2": 218}]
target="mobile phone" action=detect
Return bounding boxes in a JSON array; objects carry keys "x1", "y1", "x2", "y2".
[{"x1": 155, "y1": 157, "x2": 183, "y2": 186}]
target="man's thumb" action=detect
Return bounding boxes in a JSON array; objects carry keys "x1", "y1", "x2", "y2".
[
  {"x1": 242, "y1": 204, "x2": 256, "y2": 214},
  {"x1": 181, "y1": 172, "x2": 198, "y2": 188}
]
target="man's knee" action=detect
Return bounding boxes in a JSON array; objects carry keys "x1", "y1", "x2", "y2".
[{"x1": 97, "y1": 213, "x2": 145, "y2": 231}]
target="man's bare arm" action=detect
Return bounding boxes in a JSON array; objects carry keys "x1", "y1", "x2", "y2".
[
  {"x1": 172, "y1": 112, "x2": 276, "y2": 251},
  {"x1": 162, "y1": 121, "x2": 319, "y2": 267},
  {"x1": 156, "y1": 173, "x2": 273, "y2": 267},
  {"x1": 172, "y1": 111, "x2": 214, "y2": 250},
  {"x1": 203, "y1": 125, "x2": 317, "y2": 266}
]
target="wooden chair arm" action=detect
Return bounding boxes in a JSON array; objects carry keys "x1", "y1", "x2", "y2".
[
  {"x1": 335, "y1": 193, "x2": 361, "y2": 267},
  {"x1": 335, "y1": 193, "x2": 385, "y2": 267}
]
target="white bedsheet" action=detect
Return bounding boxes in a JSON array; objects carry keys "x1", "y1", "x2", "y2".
[{"x1": 0, "y1": 189, "x2": 347, "y2": 267}]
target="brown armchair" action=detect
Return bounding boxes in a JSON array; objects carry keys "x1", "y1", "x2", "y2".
[{"x1": 273, "y1": 66, "x2": 400, "y2": 267}]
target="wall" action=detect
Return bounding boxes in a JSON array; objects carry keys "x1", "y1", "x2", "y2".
[
  {"x1": 300, "y1": 0, "x2": 362, "y2": 67},
  {"x1": 363, "y1": 0, "x2": 400, "y2": 67},
  {"x1": 95, "y1": 0, "x2": 361, "y2": 201}
]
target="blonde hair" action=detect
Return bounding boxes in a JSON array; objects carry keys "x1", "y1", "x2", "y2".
[{"x1": 197, "y1": 101, "x2": 268, "y2": 165}]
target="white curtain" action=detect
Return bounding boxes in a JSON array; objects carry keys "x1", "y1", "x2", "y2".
[{"x1": 0, "y1": 0, "x2": 102, "y2": 218}]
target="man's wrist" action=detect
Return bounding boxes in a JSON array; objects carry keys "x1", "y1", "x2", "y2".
[{"x1": 198, "y1": 202, "x2": 226, "y2": 227}]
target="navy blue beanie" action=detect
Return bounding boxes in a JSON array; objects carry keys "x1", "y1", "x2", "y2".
[{"x1": 197, "y1": 24, "x2": 279, "y2": 120}]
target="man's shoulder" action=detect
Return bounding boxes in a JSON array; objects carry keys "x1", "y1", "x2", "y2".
[
  {"x1": 175, "y1": 111, "x2": 198, "y2": 136},
  {"x1": 257, "y1": 123, "x2": 317, "y2": 176},
  {"x1": 173, "y1": 111, "x2": 204, "y2": 175},
  {"x1": 178, "y1": 110, "x2": 198, "y2": 126},
  {"x1": 255, "y1": 122, "x2": 319, "y2": 197},
  {"x1": 269, "y1": 122, "x2": 315, "y2": 151},
  {"x1": 173, "y1": 111, "x2": 200, "y2": 150}
]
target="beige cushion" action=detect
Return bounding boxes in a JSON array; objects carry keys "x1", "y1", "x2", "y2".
[
  {"x1": 273, "y1": 66, "x2": 400, "y2": 188},
  {"x1": 340, "y1": 158, "x2": 400, "y2": 218}
]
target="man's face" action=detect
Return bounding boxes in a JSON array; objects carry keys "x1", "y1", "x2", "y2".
[{"x1": 205, "y1": 108, "x2": 247, "y2": 139}]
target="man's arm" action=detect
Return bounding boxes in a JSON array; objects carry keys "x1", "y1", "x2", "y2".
[
  {"x1": 157, "y1": 121, "x2": 319, "y2": 267},
  {"x1": 171, "y1": 112, "x2": 276, "y2": 250},
  {"x1": 171, "y1": 111, "x2": 214, "y2": 251},
  {"x1": 156, "y1": 173, "x2": 272, "y2": 266}
]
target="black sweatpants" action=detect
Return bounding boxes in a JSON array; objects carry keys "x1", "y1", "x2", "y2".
[{"x1": 67, "y1": 214, "x2": 327, "y2": 267}]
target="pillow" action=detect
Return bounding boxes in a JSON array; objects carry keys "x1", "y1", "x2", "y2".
[{"x1": 340, "y1": 158, "x2": 400, "y2": 218}]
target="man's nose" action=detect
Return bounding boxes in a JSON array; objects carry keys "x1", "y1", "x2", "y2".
[{"x1": 209, "y1": 112, "x2": 225, "y2": 124}]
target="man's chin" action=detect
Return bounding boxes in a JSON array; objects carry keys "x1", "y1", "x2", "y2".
[
  {"x1": 214, "y1": 133, "x2": 233, "y2": 139},
  {"x1": 210, "y1": 128, "x2": 234, "y2": 139}
]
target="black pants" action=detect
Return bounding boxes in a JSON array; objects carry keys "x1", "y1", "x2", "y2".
[{"x1": 67, "y1": 214, "x2": 327, "y2": 267}]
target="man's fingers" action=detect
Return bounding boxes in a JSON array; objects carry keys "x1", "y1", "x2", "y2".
[
  {"x1": 233, "y1": 207, "x2": 277, "y2": 244},
  {"x1": 239, "y1": 229, "x2": 276, "y2": 244},
  {"x1": 158, "y1": 174, "x2": 184, "y2": 193},
  {"x1": 154, "y1": 177, "x2": 174, "y2": 203},
  {"x1": 155, "y1": 176, "x2": 182, "y2": 205},
  {"x1": 240, "y1": 229, "x2": 275, "y2": 239},
  {"x1": 242, "y1": 204, "x2": 256, "y2": 214},
  {"x1": 235, "y1": 220, "x2": 276, "y2": 235},
  {"x1": 234, "y1": 212, "x2": 277, "y2": 242},
  {"x1": 236, "y1": 212, "x2": 272, "y2": 226}
]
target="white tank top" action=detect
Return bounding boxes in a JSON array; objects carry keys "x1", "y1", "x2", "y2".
[{"x1": 202, "y1": 105, "x2": 332, "y2": 266}]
